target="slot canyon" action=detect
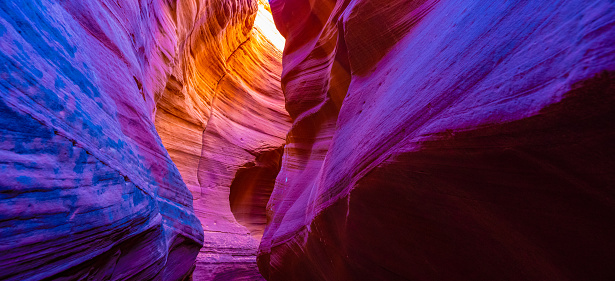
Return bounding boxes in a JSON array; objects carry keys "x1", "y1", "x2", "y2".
[{"x1": 1, "y1": 0, "x2": 614, "y2": 280}]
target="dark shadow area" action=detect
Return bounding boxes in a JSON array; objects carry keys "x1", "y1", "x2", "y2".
[
  {"x1": 229, "y1": 147, "x2": 285, "y2": 240},
  {"x1": 261, "y1": 71, "x2": 615, "y2": 280}
]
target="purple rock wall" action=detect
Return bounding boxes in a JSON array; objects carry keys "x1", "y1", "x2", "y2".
[
  {"x1": 259, "y1": 0, "x2": 615, "y2": 280},
  {"x1": 0, "y1": 0, "x2": 203, "y2": 279}
]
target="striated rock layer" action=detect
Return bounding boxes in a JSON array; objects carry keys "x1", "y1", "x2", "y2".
[
  {"x1": 259, "y1": 0, "x2": 615, "y2": 280},
  {"x1": 0, "y1": 0, "x2": 205, "y2": 279},
  {"x1": 0, "y1": 0, "x2": 287, "y2": 280},
  {"x1": 153, "y1": 0, "x2": 289, "y2": 279}
]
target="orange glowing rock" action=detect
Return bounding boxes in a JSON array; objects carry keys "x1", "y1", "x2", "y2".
[{"x1": 154, "y1": 0, "x2": 290, "y2": 279}]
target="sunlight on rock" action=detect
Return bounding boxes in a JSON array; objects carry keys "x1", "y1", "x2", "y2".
[{"x1": 254, "y1": 0, "x2": 285, "y2": 51}]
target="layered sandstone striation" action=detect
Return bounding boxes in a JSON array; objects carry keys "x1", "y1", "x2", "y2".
[
  {"x1": 153, "y1": 0, "x2": 289, "y2": 279},
  {"x1": 0, "y1": 0, "x2": 204, "y2": 279},
  {"x1": 0, "y1": 0, "x2": 287, "y2": 280},
  {"x1": 259, "y1": 0, "x2": 615, "y2": 280}
]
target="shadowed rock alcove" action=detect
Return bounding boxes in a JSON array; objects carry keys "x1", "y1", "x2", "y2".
[{"x1": 229, "y1": 146, "x2": 284, "y2": 241}]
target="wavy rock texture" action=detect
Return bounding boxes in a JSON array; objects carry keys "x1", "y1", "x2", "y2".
[
  {"x1": 0, "y1": 0, "x2": 205, "y2": 280},
  {"x1": 0, "y1": 0, "x2": 287, "y2": 280},
  {"x1": 153, "y1": 0, "x2": 289, "y2": 279},
  {"x1": 259, "y1": 0, "x2": 615, "y2": 280}
]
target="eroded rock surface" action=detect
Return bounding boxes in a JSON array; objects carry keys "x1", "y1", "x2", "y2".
[
  {"x1": 0, "y1": 0, "x2": 204, "y2": 279},
  {"x1": 153, "y1": 0, "x2": 289, "y2": 279},
  {"x1": 0, "y1": 0, "x2": 287, "y2": 280},
  {"x1": 259, "y1": 0, "x2": 615, "y2": 280}
]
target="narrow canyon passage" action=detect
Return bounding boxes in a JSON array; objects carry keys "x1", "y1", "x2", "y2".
[
  {"x1": 2, "y1": 0, "x2": 615, "y2": 280},
  {"x1": 153, "y1": 1, "x2": 289, "y2": 279}
]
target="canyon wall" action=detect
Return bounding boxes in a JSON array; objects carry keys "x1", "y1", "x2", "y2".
[
  {"x1": 0, "y1": 0, "x2": 204, "y2": 279},
  {"x1": 259, "y1": 0, "x2": 615, "y2": 280},
  {"x1": 3, "y1": 0, "x2": 615, "y2": 280},
  {"x1": 152, "y1": 0, "x2": 289, "y2": 279},
  {"x1": 0, "y1": 0, "x2": 286, "y2": 280}
]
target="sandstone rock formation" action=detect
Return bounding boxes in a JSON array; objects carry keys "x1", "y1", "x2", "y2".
[
  {"x1": 259, "y1": 0, "x2": 615, "y2": 280},
  {"x1": 0, "y1": 0, "x2": 286, "y2": 280},
  {"x1": 3, "y1": 0, "x2": 615, "y2": 280},
  {"x1": 0, "y1": 0, "x2": 204, "y2": 279},
  {"x1": 152, "y1": 0, "x2": 289, "y2": 279}
]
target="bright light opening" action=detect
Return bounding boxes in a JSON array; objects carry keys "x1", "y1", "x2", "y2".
[{"x1": 254, "y1": 0, "x2": 285, "y2": 51}]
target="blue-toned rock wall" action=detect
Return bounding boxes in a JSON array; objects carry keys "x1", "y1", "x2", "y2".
[{"x1": 0, "y1": 0, "x2": 203, "y2": 279}]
